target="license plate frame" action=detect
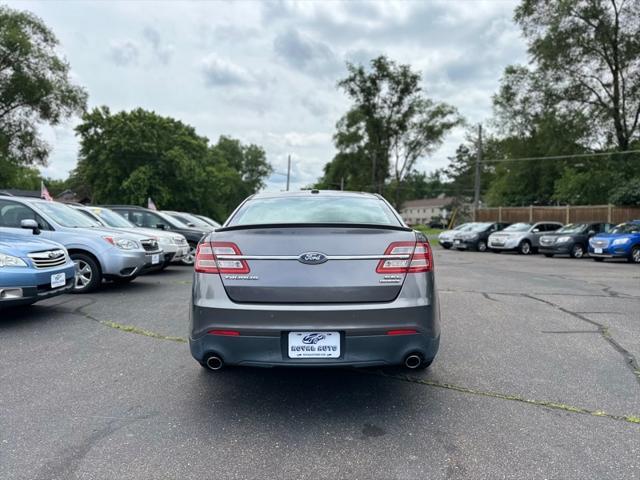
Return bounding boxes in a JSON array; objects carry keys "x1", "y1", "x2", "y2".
[
  {"x1": 288, "y1": 331, "x2": 340, "y2": 359},
  {"x1": 51, "y1": 272, "x2": 65, "y2": 289},
  {"x1": 594, "y1": 247, "x2": 603, "y2": 254},
  {"x1": 151, "y1": 254, "x2": 160, "y2": 265}
]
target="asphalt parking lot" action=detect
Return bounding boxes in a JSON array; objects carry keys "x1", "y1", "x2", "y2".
[{"x1": 1, "y1": 249, "x2": 639, "y2": 479}]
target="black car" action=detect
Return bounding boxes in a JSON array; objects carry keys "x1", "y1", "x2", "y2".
[
  {"x1": 103, "y1": 205, "x2": 210, "y2": 265},
  {"x1": 453, "y1": 222, "x2": 511, "y2": 252},
  {"x1": 539, "y1": 222, "x2": 613, "y2": 258}
]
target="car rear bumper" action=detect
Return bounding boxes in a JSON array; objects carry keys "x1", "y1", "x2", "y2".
[{"x1": 189, "y1": 330, "x2": 440, "y2": 367}]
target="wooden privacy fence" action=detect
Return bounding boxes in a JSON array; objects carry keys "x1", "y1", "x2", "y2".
[{"x1": 474, "y1": 205, "x2": 640, "y2": 224}]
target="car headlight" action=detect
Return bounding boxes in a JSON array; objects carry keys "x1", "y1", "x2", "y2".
[
  {"x1": 556, "y1": 236, "x2": 571, "y2": 243},
  {"x1": 611, "y1": 238, "x2": 630, "y2": 246},
  {"x1": 103, "y1": 236, "x2": 140, "y2": 250},
  {"x1": 0, "y1": 253, "x2": 28, "y2": 267}
]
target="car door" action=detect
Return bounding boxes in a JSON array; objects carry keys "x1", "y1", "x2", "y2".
[
  {"x1": 530, "y1": 223, "x2": 547, "y2": 247},
  {"x1": 0, "y1": 200, "x2": 52, "y2": 239}
]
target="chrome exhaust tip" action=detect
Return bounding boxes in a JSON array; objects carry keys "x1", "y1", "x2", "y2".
[
  {"x1": 205, "y1": 355, "x2": 224, "y2": 371},
  {"x1": 404, "y1": 354, "x2": 422, "y2": 369}
]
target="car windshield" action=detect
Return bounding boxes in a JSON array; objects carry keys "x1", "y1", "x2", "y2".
[
  {"x1": 168, "y1": 212, "x2": 210, "y2": 228},
  {"x1": 89, "y1": 208, "x2": 135, "y2": 228},
  {"x1": 557, "y1": 223, "x2": 587, "y2": 233},
  {"x1": 198, "y1": 215, "x2": 221, "y2": 227},
  {"x1": 229, "y1": 195, "x2": 402, "y2": 227},
  {"x1": 33, "y1": 202, "x2": 99, "y2": 228},
  {"x1": 611, "y1": 223, "x2": 640, "y2": 234},
  {"x1": 503, "y1": 223, "x2": 532, "y2": 232},
  {"x1": 468, "y1": 222, "x2": 492, "y2": 232}
]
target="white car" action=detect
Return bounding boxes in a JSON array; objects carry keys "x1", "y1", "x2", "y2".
[
  {"x1": 488, "y1": 222, "x2": 563, "y2": 255},
  {"x1": 73, "y1": 206, "x2": 190, "y2": 268},
  {"x1": 437, "y1": 223, "x2": 474, "y2": 249}
]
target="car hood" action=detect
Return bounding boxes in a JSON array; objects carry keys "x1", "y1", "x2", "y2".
[
  {"x1": 107, "y1": 226, "x2": 179, "y2": 240},
  {"x1": 73, "y1": 226, "x2": 153, "y2": 241},
  {"x1": 0, "y1": 231, "x2": 64, "y2": 255}
]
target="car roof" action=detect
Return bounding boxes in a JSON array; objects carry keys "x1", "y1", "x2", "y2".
[{"x1": 250, "y1": 190, "x2": 380, "y2": 200}]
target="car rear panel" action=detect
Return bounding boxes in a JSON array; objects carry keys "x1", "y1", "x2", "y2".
[{"x1": 210, "y1": 227, "x2": 418, "y2": 304}]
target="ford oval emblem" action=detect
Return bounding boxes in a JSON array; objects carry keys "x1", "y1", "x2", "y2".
[{"x1": 298, "y1": 252, "x2": 328, "y2": 265}]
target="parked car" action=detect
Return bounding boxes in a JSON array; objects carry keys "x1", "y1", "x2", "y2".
[
  {"x1": 488, "y1": 221, "x2": 563, "y2": 254},
  {"x1": 0, "y1": 197, "x2": 163, "y2": 292},
  {"x1": 0, "y1": 231, "x2": 75, "y2": 307},
  {"x1": 539, "y1": 222, "x2": 613, "y2": 258},
  {"x1": 190, "y1": 190, "x2": 440, "y2": 371},
  {"x1": 453, "y1": 222, "x2": 511, "y2": 252},
  {"x1": 194, "y1": 214, "x2": 222, "y2": 228},
  {"x1": 72, "y1": 206, "x2": 189, "y2": 267},
  {"x1": 437, "y1": 223, "x2": 474, "y2": 249},
  {"x1": 163, "y1": 211, "x2": 216, "y2": 231},
  {"x1": 104, "y1": 206, "x2": 209, "y2": 265},
  {"x1": 589, "y1": 220, "x2": 640, "y2": 263}
]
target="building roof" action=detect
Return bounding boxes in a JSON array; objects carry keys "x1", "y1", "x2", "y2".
[
  {"x1": 0, "y1": 189, "x2": 40, "y2": 198},
  {"x1": 401, "y1": 196, "x2": 455, "y2": 210}
]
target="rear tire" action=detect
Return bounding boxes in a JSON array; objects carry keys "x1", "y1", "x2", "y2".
[
  {"x1": 629, "y1": 246, "x2": 640, "y2": 264},
  {"x1": 181, "y1": 243, "x2": 196, "y2": 266},
  {"x1": 518, "y1": 241, "x2": 532, "y2": 255},
  {"x1": 441, "y1": 244, "x2": 451, "y2": 250},
  {"x1": 70, "y1": 253, "x2": 101, "y2": 293}
]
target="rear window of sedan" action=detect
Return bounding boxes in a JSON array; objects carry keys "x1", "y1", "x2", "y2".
[{"x1": 228, "y1": 195, "x2": 402, "y2": 227}]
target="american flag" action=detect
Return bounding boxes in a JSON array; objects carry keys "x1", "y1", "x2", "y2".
[
  {"x1": 41, "y1": 181, "x2": 53, "y2": 201},
  {"x1": 147, "y1": 197, "x2": 157, "y2": 210}
]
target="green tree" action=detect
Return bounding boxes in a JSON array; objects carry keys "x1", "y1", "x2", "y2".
[
  {"x1": 0, "y1": 6, "x2": 87, "y2": 185},
  {"x1": 74, "y1": 107, "x2": 271, "y2": 220},
  {"x1": 319, "y1": 56, "x2": 461, "y2": 207},
  {"x1": 515, "y1": 0, "x2": 640, "y2": 150}
]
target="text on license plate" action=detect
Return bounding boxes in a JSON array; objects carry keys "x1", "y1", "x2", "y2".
[
  {"x1": 51, "y1": 272, "x2": 65, "y2": 288},
  {"x1": 288, "y1": 332, "x2": 340, "y2": 358},
  {"x1": 152, "y1": 254, "x2": 160, "y2": 264},
  {"x1": 594, "y1": 248, "x2": 603, "y2": 254}
]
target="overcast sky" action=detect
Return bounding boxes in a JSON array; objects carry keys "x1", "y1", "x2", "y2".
[{"x1": 12, "y1": 0, "x2": 527, "y2": 191}]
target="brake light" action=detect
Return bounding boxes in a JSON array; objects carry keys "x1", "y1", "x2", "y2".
[
  {"x1": 376, "y1": 241, "x2": 432, "y2": 274},
  {"x1": 194, "y1": 242, "x2": 250, "y2": 274}
]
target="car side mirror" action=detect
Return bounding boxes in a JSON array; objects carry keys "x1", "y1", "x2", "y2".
[
  {"x1": 156, "y1": 224, "x2": 166, "y2": 230},
  {"x1": 21, "y1": 219, "x2": 40, "y2": 235},
  {"x1": 187, "y1": 222, "x2": 196, "y2": 227},
  {"x1": 588, "y1": 230, "x2": 596, "y2": 236},
  {"x1": 532, "y1": 228, "x2": 540, "y2": 233}
]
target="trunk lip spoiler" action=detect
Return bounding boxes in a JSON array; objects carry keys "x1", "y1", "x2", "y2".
[
  {"x1": 215, "y1": 254, "x2": 411, "y2": 260},
  {"x1": 215, "y1": 222, "x2": 413, "y2": 233}
]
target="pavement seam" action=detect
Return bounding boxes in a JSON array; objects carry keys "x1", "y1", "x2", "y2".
[
  {"x1": 365, "y1": 370, "x2": 640, "y2": 426},
  {"x1": 523, "y1": 294, "x2": 640, "y2": 386}
]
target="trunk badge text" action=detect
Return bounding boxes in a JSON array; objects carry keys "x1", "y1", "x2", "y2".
[
  {"x1": 379, "y1": 275, "x2": 402, "y2": 284},
  {"x1": 223, "y1": 275, "x2": 259, "y2": 280},
  {"x1": 298, "y1": 252, "x2": 328, "y2": 265}
]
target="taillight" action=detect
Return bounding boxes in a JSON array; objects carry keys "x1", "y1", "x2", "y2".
[
  {"x1": 376, "y1": 241, "x2": 432, "y2": 274},
  {"x1": 194, "y1": 242, "x2": 250, "y2": 274}
]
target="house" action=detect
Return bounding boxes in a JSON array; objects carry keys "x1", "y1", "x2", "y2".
[{"x1": 400, "y1": 195, "x2": 455, "y2": 226}]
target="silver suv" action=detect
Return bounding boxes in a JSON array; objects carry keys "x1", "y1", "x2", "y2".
[{"x1": 488, "y1": 221, "x2": 563, "y2": 254}]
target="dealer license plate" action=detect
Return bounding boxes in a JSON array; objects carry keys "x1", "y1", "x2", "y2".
[
  {"x1": 51, "y1": 273, "x2": 65, "y2": 288},
  {"x1": 594, "y1": 248, "x2": 603, "y2": 254},
  {"x1": 288, "y1": 332, "x2": 340, "y2": 359},
  {"x1": 152, "y1": 254, "x2": 160, "y2": 264},
  {"x1": 454, "y1": 239, "x2": 460, "y2": 245}
]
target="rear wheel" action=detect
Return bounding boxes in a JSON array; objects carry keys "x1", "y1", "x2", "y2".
[
  {"x1": 71, "y1": 253, "x2": 101, "y2": 293},
  {"x1": 518, "y1": 240, "x2": 532, "y2": 255},
  {"x1": 570, "y1": 244, "x2": 585, "y2": 259},
  {"x1": 629, "y1": 246, "x2": 640, "y2": 264},
  {"x1": 477, "y1": 240, "x2": 487, "y2": 252},
  {"x1": 441, "y1": 244, "x2": 451, "y2": 250}
]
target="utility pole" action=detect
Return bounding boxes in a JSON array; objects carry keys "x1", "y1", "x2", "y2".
[
  {"x1": 286, "y1": 154, "x2": 291, "y2": 191},
  {"x1": 473, "y1": 124, "x2": 482, "y2": 220}
]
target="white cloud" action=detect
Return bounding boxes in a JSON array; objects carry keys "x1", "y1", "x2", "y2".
[{"x1": 6, "y1": 0, "x2": 526, "y2": 193}]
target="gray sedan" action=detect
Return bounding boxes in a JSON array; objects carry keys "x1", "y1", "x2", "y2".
[
  {"x1": 488, "y1": 221, "x2": 563, "y2": 254},
  {"x1": 189, "y1": 190, "x2": 440, "y2": 371}
]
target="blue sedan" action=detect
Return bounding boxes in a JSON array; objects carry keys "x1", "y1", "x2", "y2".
[
  {"x1": 0, "y1": 232, "x2": 76, "y2": 307},
  {"x1": 589, "y1": 220, "x2": 640, "y2": 263}
]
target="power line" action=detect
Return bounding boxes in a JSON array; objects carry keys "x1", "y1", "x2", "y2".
[{"x1": 483, "y1": 149, "x2": 640, "y2": 163}]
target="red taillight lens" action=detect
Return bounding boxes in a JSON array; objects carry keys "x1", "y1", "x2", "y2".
[
  {"x1": 376, "y1": 240, "x2": 432, "y2": 274},
  {"x1": 195, "y1": 242, "x2": 250, "y2": 274},
  {"x1": 386, "y1": 329, "x2": 418, "y2": 335}
]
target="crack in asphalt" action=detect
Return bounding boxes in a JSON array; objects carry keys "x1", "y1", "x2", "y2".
[
  {"x1": 366, "y1": 370, "x2": 640, "y2": 426},
  {"x1": 523, "y1": 294, "x2": 640, "y2": 386}
]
